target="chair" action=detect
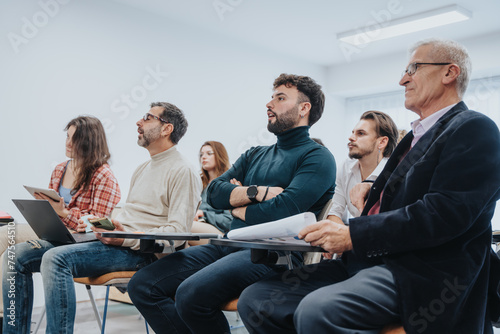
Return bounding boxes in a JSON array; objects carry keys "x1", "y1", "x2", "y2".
[
  {"x1": 69, "y1": 230, "x2": 220, "y2": 333},
  {"x1": 220, "y1": 199, "x2": 406, "y2": 334},
  {"x1": 221, "y1": 199, "x2": 334, "y2": 318},
  {"x1": 377, "y1": 232, "x2": 500, "y2": 334},
  {"x1": 73, "y1": 271, "x2": 148, "y2": 333},
  {"x1": 32, "y1": 271, "x2": 150, "y2": 334},
  {"x1": 69, "y1": 208, "x2": 148, "y2": 334},
  {"x1": 33, "y1": 207, "x2": 150, "y2": 334},
  {"x1": 302, "y1": 199, "x2": 334, "y2": 265}
]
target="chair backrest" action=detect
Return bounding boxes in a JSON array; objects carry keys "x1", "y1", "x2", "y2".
[
  {"x1": 317, "y1": 198, "x2": 334, "y2": 221},
  {"x1": 303, "y1": 198, "x2": 334, "y2": 265}
]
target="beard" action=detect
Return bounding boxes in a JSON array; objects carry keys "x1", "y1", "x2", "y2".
[
  {"x1": 348, "y1": 141, "x2": 376, "y2": 159},
  {"x1": 267, "y1": 104, "x2": 300, "y2": 135},
  {"x1": 137, "y1": 125, "x2": 162, "y2": 147}
]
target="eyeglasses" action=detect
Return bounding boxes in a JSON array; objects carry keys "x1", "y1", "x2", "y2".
[
  {"x1": 402, "y1": 62, "x2": 452, "y2": 77},
  {"x1": 142, "y1": 113, "x2": 169, "y2": 124}
]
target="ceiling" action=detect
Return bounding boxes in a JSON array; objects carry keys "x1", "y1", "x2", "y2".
[{"x1": 109, "y1": 0, "x2": 500, "y2": 67}]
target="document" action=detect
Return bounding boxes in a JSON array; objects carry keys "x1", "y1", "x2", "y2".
[{"x1": 227, "y1": 212, "x2": 317, "y2": 245}]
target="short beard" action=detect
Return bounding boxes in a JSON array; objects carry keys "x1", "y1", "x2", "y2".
[
  {"x1": 348, "y1": 142, "x2": 376, "y2": 160},
  {"x1": 348, "y1": 152, "x2": 362, "y2": 159},
  {"x1": 267, "y1": 104, "x2": 300, "y2": 135},
  {"x1": 138, "y1": 125, "x2": 162, "y2": 147}
]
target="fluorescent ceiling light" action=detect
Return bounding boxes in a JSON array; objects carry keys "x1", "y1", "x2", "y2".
[{"x1": 337, "y1": 5, "x2": 471, "y2": 46}]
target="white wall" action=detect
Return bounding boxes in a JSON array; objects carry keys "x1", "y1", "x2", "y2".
[
  {"x1": 326, "y1": 31, "x2": 500, "y2": 98},
  {"x1": 0, "y1": 0, "x2": 333, "y2": 308},
  {"x1": 1, "y1": 0, "x2": 499, "y2": 309},
  {"x1": 0, "y1": 0, "x2": 330, "y2": 220},
  {"x1": 1, "y1": 1, "x2": 499, "y2": 237},
  {"x1": 2, "y1": 4, "x2": 499, "y2": 230},
  {"x1": 325, "y1": 31, "x2": 500, "y2": 229}
]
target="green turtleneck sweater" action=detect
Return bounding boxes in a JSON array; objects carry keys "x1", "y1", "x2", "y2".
[{"x1": 207, "y1": 126, "x2": 336, "y2": 230}]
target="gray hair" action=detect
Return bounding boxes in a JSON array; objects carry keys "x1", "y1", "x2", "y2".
[
  {"x1": 409, "y1": 39, "x2": 471, "y2": 98},
  {"x1": 150, "y1": 102, "x2": 188, "y2": 144}
]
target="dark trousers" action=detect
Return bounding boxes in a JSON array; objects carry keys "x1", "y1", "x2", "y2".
[
  {"x1": 128, "y1": 244, "x2": 295, "y2": 334},
  {"x1": 238, "y1": 260, "x2": 400, "y2": 334}
]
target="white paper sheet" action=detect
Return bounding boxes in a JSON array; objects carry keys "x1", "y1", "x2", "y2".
[{"x1": 227, "y1": 212, "x2": 317, "y2": 242}]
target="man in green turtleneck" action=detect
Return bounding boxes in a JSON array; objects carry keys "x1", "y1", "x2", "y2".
[{"x1": 128, "y1": 73, "x2": 336, "y2": 334}]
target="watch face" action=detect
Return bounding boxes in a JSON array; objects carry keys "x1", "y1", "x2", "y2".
[{"x1": 247, "y1": 185, "x2": 258, "y2": 199}]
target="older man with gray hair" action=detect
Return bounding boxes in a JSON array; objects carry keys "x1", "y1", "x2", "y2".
[{"x1": 238, "y1": 38, "x2": 500, "y2": 334}]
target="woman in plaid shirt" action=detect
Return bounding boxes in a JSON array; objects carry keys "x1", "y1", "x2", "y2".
[
  {"x1": 0, "y1": 116, "x2": 120, "y2": 320},
  {"x1": 39, "y1": 116, "x2": 121, "y2": 230}
]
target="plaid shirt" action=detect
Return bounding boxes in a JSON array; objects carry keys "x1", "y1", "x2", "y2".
[{"x1": 49, "y1": 161, "x2": 121, "y2": 231}]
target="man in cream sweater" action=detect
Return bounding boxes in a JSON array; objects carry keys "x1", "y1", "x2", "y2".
[
  {"x1": 3, "y1": 102, "x2": 201, "y2": 334},
  {"x1": 97, "y1": 102, "x2": 201, "y2": 251}
]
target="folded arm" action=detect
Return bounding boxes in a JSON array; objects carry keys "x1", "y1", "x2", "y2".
[{"x1": 208, "y1": 147, "x2": 336, "y2": 225}]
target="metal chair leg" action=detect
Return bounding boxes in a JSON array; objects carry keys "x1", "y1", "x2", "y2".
[
  {"x1": 85, "y1": 284, "x2": 103, "y2": 331},
  {"x1": 101, "y1": 285, "x2": 111, "y2": 334},
  {"x1": 34, "y1": 281, "x2": 148, "y2": 333},
  {"x1": 32, "y1": 305, "x2": 46, "y2": 334}
]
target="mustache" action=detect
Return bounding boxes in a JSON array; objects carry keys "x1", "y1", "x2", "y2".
[{"x1": 267, "y1": 109, "x2": 276, "y2": 117}]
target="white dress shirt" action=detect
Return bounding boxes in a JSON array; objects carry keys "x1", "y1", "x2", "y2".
[
  {"x1": 328, "y1": 157, "x2": 388, "y2": 221},
  {"x1": 411, "y1": 103, "x2": 457, "y2": 148}
]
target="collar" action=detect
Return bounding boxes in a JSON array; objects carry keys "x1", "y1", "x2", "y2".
[
  {"x1": 151, "y1": 145, "x2": 177, "y2": 162},
  {"x1": 276, "y1": 126, "x2": 311, "y2": 148},
  {"x1": 347, "y1": 157, "x2": 389, "y2": 181},
  {"x1": 410, "y1": 103, "x2": 457, "y2": 148}
]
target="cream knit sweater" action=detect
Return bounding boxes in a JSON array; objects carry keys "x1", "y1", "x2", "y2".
[{"x1": 117, "y1": 146, "x2": 201, "y2": 250}]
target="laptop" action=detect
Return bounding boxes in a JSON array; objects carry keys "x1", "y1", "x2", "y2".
[{"x1": 12, "y1": 199, "x2": 97, "y2": 244}]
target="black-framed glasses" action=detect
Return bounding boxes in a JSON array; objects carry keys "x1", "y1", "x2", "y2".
[
  {"x1": 402, "y1": 62, "x2": 452, "y2": 77},
  {"x1": 143, "y1": 113, "x2": 169, "y2": 124}
]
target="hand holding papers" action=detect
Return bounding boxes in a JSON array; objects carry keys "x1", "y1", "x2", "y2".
[{"x1": 227, "y1": 212, "x2": 316, "y2": 245}]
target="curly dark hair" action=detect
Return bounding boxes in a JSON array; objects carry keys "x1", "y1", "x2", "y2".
[{"x1": 273, "y1": 74, "x2": 325, "y2": 126}]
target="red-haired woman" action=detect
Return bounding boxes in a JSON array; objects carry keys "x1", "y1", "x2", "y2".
[{"x1": 190, "y1": 141, "x2": 231, "y2": 245}]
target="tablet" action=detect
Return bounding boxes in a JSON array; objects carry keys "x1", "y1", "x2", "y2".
[{"x1": 23, "y1": 185, "x2": 60, "y2": 202}]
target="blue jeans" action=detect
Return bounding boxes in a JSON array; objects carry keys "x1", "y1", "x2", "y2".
[
  {"x1": 128, "y1": 244, "x2": 299, "y2": 334},
  {"x1": 2, "y1": 240, "x2": 154, "y2": 334}
]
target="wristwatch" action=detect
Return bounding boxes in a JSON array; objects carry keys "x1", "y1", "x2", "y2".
[{"x1": 246, "y1": 185, "x2": 259, "y2": 203}]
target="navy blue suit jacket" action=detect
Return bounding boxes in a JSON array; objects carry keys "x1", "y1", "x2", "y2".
[{"x1": 349, "y1": 102, "x2": 500, "y2": 333}]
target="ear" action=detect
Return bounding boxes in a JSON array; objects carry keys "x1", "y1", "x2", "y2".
[
  {"x1": 443, "y1": 64, "x2": 460, "y2": 85},
  {"x1": 299, "y1": 101, "x2": 311, "y2": 119},
  {"x1": 378, "y1": 136, "x2": 389, "y2": 151},
  {"x1": 161, "y1": 123, "x2": 174, "y2": 138}
]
